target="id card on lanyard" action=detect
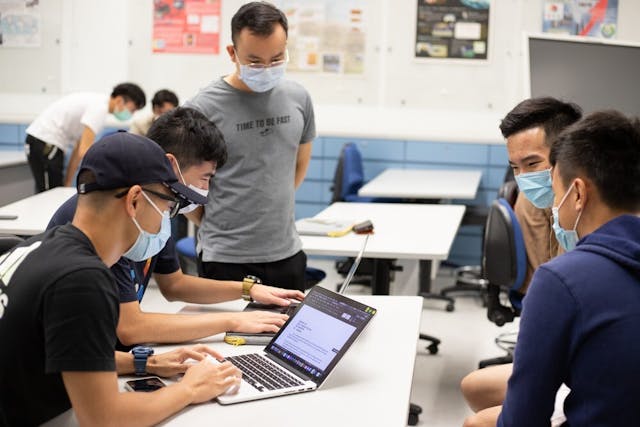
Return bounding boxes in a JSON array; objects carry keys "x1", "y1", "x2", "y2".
[{"x1": 130, "y1": 258, "x2": 153, "y2": 302}]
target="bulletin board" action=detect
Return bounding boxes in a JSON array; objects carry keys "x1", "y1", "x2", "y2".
[
  {"x1": 415, "y1": 0, "x2": 490, "y2": 60},
  {"x1": 0, "y1": 0, "x2": 61, "y2": 94}
]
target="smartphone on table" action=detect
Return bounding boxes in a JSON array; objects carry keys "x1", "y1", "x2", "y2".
[{"x1": 124, "y1": 377, "x2": 166, "y2": 392}]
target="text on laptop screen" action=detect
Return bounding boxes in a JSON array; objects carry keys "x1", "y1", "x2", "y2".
[{"x1": 265, "y1": 287, "x2": 376, "y2": 383}]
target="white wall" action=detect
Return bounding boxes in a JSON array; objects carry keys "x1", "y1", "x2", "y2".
[{"x1": 2, "y1": 0, "x2": 640, "y2": 127}]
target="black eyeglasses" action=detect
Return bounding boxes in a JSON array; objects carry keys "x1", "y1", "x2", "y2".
[{"x1": 115, "y1": 186, "x2": 181, "y2": 218}]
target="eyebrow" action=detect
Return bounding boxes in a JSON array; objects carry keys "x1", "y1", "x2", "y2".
[
  {"x1": 247, "y1": 51, "x2": 286, "y2": 62},
  {"x1": 510, "y1": 155, "x2": 544, "y2": 165}
]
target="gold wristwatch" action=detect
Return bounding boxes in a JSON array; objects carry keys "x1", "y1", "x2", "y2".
[{"x1": 242, "y1": 275, "x2": 261, "y2": 301}]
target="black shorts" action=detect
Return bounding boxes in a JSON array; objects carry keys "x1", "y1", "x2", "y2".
[{"x1": 200, "y1": 250, "x2": 307, "y2": 292}]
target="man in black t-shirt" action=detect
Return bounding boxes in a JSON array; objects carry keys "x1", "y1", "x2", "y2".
[
  {"x1": 47, "y1": 108, "x2": 304, "y2": 351},
  {"x1": 0, "y1": 132, "x2": 242, "y2": 426}
]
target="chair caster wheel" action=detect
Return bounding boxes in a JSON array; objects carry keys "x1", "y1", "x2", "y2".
[
  {"x1": 408, "y1": 403, "x2": 422, "y2": 425},
  {"x1": 427, "y1": 343, "x2": 439, "y2": 355},
  {"x1": 445, "y1": 303, "x2": 455, "y2": 312}
]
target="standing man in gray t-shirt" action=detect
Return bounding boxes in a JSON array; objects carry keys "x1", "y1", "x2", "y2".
[{"x1": 185, "y1": 1, "x2": 315, "y2": 291}]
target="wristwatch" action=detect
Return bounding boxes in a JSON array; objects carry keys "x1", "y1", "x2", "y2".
[
  {"x1": 242, "y1": 275, "x2": 262, "y2": 301},
  {"x1": 132, "y1": 346, "x2": 154, "y2": 376}
]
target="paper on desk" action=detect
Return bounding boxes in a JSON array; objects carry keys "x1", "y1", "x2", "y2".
[{"x1": 295, "y1": 218, "x2": 355, "y2": 237}]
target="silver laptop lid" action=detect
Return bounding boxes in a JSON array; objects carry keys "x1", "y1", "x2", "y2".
[
  {"x1": 263, "y1": 286, "x2": 376, "y2": 386},
  {"x1": 338, "y1": 233, "x2": 370, "y2": 295}
]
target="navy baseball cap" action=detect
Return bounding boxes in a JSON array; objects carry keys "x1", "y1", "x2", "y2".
[{"x1": 77, "y1": 130, "x2": 208, "y2": 206}]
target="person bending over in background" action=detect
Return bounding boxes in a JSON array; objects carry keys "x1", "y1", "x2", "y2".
[{"x1": 25, "y1": 82, "x2": 146, "y2": 191}]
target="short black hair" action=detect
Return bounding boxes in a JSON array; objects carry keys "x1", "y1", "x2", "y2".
[
  {"x1": 231, "y1": 1, "x2": 288, "y2": 45},
  {"x1": 151, "y1": 89, "x2": 179, "y2": 109},
  {"x1": 147, "y1": 107, "x2": 227, "y2": 170},
  {"x1": 550, "y1": 110, "x2": 640, "y2": 211},
  {"x1": 111, "y1": 83, "x2": 146, "y2": 109},
  {"x1": 500, "y1": 97, "x2": 582, "y2": 146}
]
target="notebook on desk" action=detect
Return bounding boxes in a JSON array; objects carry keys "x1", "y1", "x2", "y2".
[
  {"x1": 225, "y1": 234, "x2": 371, "y2": 344},
  {"x1": 216, "y1": 285, "x2": 377, "y2": 404}
]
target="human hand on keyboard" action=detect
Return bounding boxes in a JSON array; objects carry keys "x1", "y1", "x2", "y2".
[
  {"x1": 249, "y1": 284, "x2": 305, "y2": 306},
  {"x1": 227, "y1": 311, "x2": 288, "y2": 334},
  {"x1": 181, "y1": 355, "x2": 242, "y2": 403}
]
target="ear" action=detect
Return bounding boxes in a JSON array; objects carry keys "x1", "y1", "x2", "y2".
[
  {"x1": 226, "y1": 44, "x2": 236, "y2": 62},
  {"x1": 124, "y1": 185, "x2": 143, "y2": 218},
  {"x1": 165, "y1": 152, "x2": 177, "y2": 166},
  {"x1": 574, "y1": 178, "x2": 588, "y2": 212}
]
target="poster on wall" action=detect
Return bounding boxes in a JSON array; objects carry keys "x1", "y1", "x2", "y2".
[
  {"x1": 153, "y1": 0, "x2": 220, "y2": 54},
  {"x1": 0, "y1": 0, "x2": 40, "y2": 48},
  {"x1": 542, "y1": 0, "x2": 618, "y2": 38},
  {"x1": 275, "y1": 0, "x2": 366, "y2": 74},
  {"x1": 415, "y1": 0, "x2": 490, "y2": 60}
]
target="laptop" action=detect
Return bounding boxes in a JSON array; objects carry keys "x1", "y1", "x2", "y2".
[{"x1": 216, "y1": 285, "x2": 377, "y2": 404}]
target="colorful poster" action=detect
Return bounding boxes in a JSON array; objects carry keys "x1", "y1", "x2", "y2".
[
  {"x1": 543, "y1": 0, "x2": 618, "y2": 38},
  {"x1": 275, "y1": 0, "x2": 365, "y2": 74},
  {"x1": 0, "y1": 0, "x2": 40, "y2": 48},
  {"x1": 153, "y1": 0, "x2": 220, "y2": 54},
  {"x1": 415, "y1": 0, "x2": 490, "y2": 60}
]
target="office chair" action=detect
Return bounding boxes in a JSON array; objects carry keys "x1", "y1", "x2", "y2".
[
  {"x1": 0, "y1": 234, "x2": 24, "y2": 256},
  {"x1": 175, "y1": 236, "x2": 200, "y2": 276},
  {"x1": 439, "y1": 169, "x2": 518, "y2": 310},
  {"x1": 477, "y1": 198, "x2": 527, "y2": 369}
]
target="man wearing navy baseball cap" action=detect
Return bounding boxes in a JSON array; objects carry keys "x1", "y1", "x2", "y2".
[{"x1": 0, "y1": 132, "x2": 243, "y2": 426}]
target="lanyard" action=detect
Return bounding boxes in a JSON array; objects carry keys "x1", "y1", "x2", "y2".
[{"x1": 130, "y1": 258, "x2": 152, "y2": 302}]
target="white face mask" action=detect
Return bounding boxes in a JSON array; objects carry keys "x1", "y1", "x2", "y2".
[{"x1": 175, "y1": 161, "x2": 209, "y2": 214}]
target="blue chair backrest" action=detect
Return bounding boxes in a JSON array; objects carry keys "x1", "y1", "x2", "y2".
[
  {"x1": 176, "y1": 236, "x2": 197, "y2": 259},
  {"x1": 497, "y1": 198, "x2": 527, "y2": 310},
  {"x1": 341, "y1": 143, "x2": 366, "y2": 202}
]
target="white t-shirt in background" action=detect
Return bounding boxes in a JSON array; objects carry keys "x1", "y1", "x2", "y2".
[{"x1": 26, "y1": 93, "x2": 109, "y2": 151}]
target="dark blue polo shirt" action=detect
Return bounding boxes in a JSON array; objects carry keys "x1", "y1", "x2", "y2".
[{"x1": 47, "y1": 194, "x2": 180, "y2": 304}]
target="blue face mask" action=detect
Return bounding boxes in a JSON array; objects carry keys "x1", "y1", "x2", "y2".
[
  {"x1": 114, "y1": 107, "x2": 132, "y2": 122},
  {"x1": 123, "y1": 191, "x2": 172, "y2": 262},
  {"x1": 515, "y1": 168, "x2": 554, "y2": 208},
  {"x1": 239, "y1": 62, "x2": 286, "y2": 92},
  {"x1": 551, "y1": 182, "x2": 582, "y2": 252}
]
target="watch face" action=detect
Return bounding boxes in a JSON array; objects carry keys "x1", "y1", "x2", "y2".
[{"x1": 133, "y1": 346, "x2": 154, "y2": 355}]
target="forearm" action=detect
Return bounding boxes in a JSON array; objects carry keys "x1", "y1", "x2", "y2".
[
  {"x1": 118, "y1": 312, "x2": 233, "y2": 345},
  {"x1": 159, "y1": 274, "x2": 242, "y2": 304},
  {"x1": 183, "y1": 206, "x2": 203, "y2": 227},
  {"x1": 64, "y1": 145, "x2": 81, "y2": 186},
  {"x1": 294, "y1": 164, "x2": 308, "y2": 189},
  {"x1": 108, "y1": 384, "x2": 194, "y2": 427},
  {"x1": 115, "y1": 351, "x2": 135, "y2": 375}
]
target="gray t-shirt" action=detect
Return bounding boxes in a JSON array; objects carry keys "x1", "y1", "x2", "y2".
[{"x1": 185, "y1": 77, "x2": 316, "y2": 263}]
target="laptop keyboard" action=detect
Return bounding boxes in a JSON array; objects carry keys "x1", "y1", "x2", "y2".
[{"x1": 226, "y1": 353, "x2": 304, "y2": 392}]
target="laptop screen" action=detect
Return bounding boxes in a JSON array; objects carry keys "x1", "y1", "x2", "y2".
[{"x1": 264, "y1": 286, "x2": 376, "y2": 385}]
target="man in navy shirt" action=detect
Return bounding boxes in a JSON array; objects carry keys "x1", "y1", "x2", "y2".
[
  {"x1": 49, "y1": 107, "x2": 304, "y2": 350},
  {"x1": 498, "y1": 110, "x2": 640, "y2": 426}
]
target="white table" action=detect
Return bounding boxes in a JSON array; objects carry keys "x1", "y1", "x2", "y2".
[
  {"x1": 358, "y1": 168, "x2": 482, "y2": 200},
  {"x1": 44, "y1": 295, "x2": 423, "y2": 427},
  {"x1": 300, "y1": 202, "x2": 465, "y2": 296},
  {"x1": 0, "y1": 187, "x2": 75, "y2": 235}
]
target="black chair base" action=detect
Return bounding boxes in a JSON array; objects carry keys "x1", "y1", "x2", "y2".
[
  {"x1": 421, "y1": 291, "x2": 455, "y2": 312},
  {"x1": 419, "y1": 333, "x2": 440, "y2": 355},
  {"x1": 478, "y1": 353, "x2": 513, "y2": 369},
  {"x1": 408, "y1": 402, "x2": 423, "y2": 425}
]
